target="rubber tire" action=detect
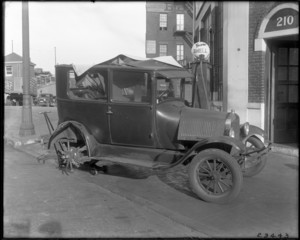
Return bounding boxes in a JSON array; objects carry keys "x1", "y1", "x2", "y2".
[
  {"x1": 243, "y1": 136, "x2": 267, "y2": 177},
  {"x1": 188, "y1": 148, "x2": 243, "y2": 204}
]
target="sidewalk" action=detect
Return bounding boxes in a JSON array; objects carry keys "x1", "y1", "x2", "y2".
[
  {"x1": 4, "y1": 106, "x2": 57, "y2": 147},
  {"x1": 4, "y1": 106, "x2": 299, "y2": 157}
]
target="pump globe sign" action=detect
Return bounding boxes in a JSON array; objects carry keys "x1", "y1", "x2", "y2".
[{"x1": 191, "y1": 42, "x2": 210, "y2": 60}]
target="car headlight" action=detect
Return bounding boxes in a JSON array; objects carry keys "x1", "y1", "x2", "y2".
[
  {"x1": 241, "y1": 122, "x2": 250, "y2": 136},
  {"x1": 229, "y1": 128, "x2": 235, "y2": 138}
]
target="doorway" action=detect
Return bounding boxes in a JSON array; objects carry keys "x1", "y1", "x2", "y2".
[{"x1": 270, "y1": 39, "x2": 298, "y2": 143}]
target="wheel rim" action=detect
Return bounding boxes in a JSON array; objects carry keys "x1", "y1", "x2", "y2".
[
  {"x1": 56, "y1": 139, "x2": 87, "y2": 173},
  {"x1": 196, "y1": 158, "x2": 233, "y2": 195}
]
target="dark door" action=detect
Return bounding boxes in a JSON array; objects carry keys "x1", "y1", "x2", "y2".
[
  {"x1": 109, "y1": 70, "x2": 154, "y2": 147},
  {"x1": 272, "y1": 41, "x2": 298, "y2": 143},
  {"x1": 64, "y1": 68, "x2": 110, "y2": 144}
]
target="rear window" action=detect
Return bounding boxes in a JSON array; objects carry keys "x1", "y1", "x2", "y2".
[{"x1": 68, "y1": 70, "x2": 108, "y2": 100}]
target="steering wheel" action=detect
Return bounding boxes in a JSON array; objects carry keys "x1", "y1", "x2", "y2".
[{"x1": 157, "y1": 89, "x2": 171, "y2": 101}]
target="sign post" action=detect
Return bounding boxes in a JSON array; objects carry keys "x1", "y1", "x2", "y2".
[{"x1": 190, "y1": 42, "x2": 210, "y2": 108}]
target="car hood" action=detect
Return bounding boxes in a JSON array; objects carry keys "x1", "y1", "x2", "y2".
[{"x1": 177, "y1": 107, "x2": 228, "y2": 140}]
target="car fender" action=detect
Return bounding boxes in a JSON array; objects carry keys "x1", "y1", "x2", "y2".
[
  {"x1": 194, "y1": 136, "x2": 246, "y2": 153},
  {"x1": 242, "y1": 125, "x2": 266, "y2": 144},
  {"x1": 164, "y1": 136, "x2": 246, "y2": 169},
  {"x1": 48, "y1": 120, "x2": 98, "y2": 156}
]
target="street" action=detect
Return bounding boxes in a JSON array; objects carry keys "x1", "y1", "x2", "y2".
[{"x1": 3, "y1": 143, "x2": 298, "y2": 238}]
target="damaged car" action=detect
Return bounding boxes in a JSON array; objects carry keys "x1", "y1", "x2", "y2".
[{"x1": 46, "y1": 54, "x2": 271, "y2": 204}]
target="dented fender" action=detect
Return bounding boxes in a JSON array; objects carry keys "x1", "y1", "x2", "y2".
[{"x1": 47, "y1": 120, "x2": 98, "y2": 156}]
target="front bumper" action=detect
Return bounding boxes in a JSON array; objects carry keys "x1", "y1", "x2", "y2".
[{"x1": 242, "y1": 142, "x2": 272, "y2": 157}]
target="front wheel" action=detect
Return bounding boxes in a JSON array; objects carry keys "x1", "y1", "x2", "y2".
[
  {"x1": 188, "y1": 149, "x2": 243, "y2": 204},
  {"x1": 243, "y1": 136, "x2": 267, "y2": 177}
]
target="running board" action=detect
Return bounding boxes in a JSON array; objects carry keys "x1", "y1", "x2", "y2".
[{"x1": 88, "y1": 156, "x2": 169, "y2": 169}]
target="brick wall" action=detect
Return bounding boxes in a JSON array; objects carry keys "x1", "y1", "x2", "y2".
[{"x1": 248, "y1": 1, "x2": 284, "y2": 103}]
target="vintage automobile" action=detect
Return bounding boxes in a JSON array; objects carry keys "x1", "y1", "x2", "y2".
[
  {"x1": 47, "y1": 54, "x2": 271, "y2": 204},
  {"x1": 38, "y1": 93, "x2": 54, "y2": 107},
  {"x1": 50, "y1": 96, "x2": 57, "y2": 107},
  {"x1": 9, "y1": 92, "x2": 23, "y2": 106}
]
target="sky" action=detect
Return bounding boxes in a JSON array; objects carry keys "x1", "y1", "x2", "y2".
[{"x1": 4, "y1": 1, "x2": 146, "y2": 75}]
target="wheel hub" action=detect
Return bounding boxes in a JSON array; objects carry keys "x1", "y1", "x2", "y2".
[{"x1": 211, "y1": 171, "x2": 221, "y2": 180}]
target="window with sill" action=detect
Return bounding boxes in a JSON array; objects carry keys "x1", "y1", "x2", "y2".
[
  {"x1": 6, "y1": 66, "x2": 13, "y2": 76},
  {"x1": 159, "y1": 13, "x2": 167, "y2": 30}
]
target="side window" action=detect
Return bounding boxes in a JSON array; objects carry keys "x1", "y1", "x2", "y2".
[
  {"x1": 68, "y1": 70, "x2": 107, "y2": 100},
  {"x1": 112, "y1": 71, "x2": 151, "y2": 103}
]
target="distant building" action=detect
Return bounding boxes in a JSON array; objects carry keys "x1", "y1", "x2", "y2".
[
  {"x1": 145, "y1": 1, "x2": 194, "y2": 67},
  {"x1": 37, "y1": 83, "x2": 56, "y2": 96},
  {"x1": 4, "y1": 52, "x2": 37, "y2": 96},
  {"x1": 35, "y1": 68, "x2": 56, "y2": 89}
]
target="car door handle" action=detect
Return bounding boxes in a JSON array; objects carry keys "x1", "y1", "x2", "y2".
[{"x1": 106, "y1": 110, "x2": 113, "y2": 115}]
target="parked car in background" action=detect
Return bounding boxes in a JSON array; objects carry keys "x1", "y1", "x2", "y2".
[
  {"x1": 50, "y1": 96, "x2": 57, "y2": 107},
  {"x1": 33, "y1": 96, "x2": 38, "y2": 106},
  {"x1": 9, "y1": 92, "x2": 23, "y2": 106},
  {"x1": 37, "y1": 93, "x2": 54, "y2": 107}
]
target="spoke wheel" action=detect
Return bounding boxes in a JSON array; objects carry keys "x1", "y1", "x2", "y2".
[
  {"x1": 55, "y1": 138, "x2": 87, "y2": 174},
  {"x1": 243, "y1": 136, "x2": 267, "y2": 177},
  {"x1": 188, "y1": 149, "x2": 243, "y2": 204}
]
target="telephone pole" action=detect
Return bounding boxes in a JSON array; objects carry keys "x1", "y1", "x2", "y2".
[{"x1": 19, "y1": 1, "x2": 35, "y2": 136}]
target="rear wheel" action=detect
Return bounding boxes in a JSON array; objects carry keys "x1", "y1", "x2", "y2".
[
  {"x1": 54, "y1": 137, "x2": 88, "y2": 174},
  {"x1": 243, "y1": 136, "x2": 267, "y2": 177},
  {"x1": 188, "y1": 148, "x2": 243, "y2": 204}
]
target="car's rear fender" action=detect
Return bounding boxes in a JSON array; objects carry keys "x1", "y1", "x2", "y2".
[{"x1": 48, "y1": 120, "x2": 98, "y2": 156}]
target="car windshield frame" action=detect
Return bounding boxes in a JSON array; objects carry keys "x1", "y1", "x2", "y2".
[{"x1": 155, "y1": 73, "x2": 192, "y2": 104}]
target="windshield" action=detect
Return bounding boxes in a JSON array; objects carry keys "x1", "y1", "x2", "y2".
[{"x1": 156, "y1": 76, "x2": 192, "y2": 104}]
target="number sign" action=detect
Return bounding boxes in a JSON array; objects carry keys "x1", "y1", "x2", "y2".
[{"x1": 265, "y1": 8, "x2": 298, "y2": 32}]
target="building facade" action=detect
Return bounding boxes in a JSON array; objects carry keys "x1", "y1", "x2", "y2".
[
  {"x1": 4, "y1": 52, "x2": 37, "y2": 96},
  {"x1": 145, "y1": 1, "x2": 298, "y2": 144},
  {"x1": 145, "y1": 1, "x2": 194, "y2": 66},
  {"x1": 34, "y1": 68, "x2": 56, "y2": 96},
  {"x1": 194, "y1": 1, "x2": 298, "y2": 143}
]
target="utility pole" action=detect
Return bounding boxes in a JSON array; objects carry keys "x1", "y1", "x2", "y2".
[
  {"x1": 19, "y1": 1, "x2": 35, "y2": 136},
  {"x1": 54, "y1": 46, "x2": 57, "y2": 65}
]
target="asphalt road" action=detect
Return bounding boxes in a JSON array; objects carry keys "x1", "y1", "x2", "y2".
[{"x1": 3, "y1": 144, "x2": 298, "y2": 238}]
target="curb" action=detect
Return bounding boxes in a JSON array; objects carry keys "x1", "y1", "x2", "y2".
[
  {"x1": 271, "y1": 144, "x2": 298, "y2": 157},
  {"x1": 5, "y1": 136, "x2": 40, "y2": 148},
  {"x1": 5, "y1": 136, "x2": 298, "y2": 158}
]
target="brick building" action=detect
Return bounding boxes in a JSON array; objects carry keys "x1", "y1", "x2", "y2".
[
  {"x1": 145, "y1": 2, "x2": 194, "y2": 66},
  {"x1": 146, "y1": 1, "x2": 298, "y2": 144},
  {"x1": 4, "y1": 52, "x2": 37, "y2": 96},
  {"x1": 194, "y1": 2, "x2": 298, "y2": 143}
]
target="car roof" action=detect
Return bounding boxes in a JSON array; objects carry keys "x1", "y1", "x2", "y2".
[{"x1": 59, "y1": 54, "x2": 194, "y2": 79}]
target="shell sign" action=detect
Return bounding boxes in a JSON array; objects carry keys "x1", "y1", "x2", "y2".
[{"x1": 191, "y1": 42, "x2": 210, "y2": 60}]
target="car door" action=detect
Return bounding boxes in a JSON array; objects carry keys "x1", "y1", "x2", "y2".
[
  {"x1": 64, "y1": 68, "x2": 110, "y2": 144},
  {"x1": 108, "y1": 69, "x2": 155, "y2": 147}
]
